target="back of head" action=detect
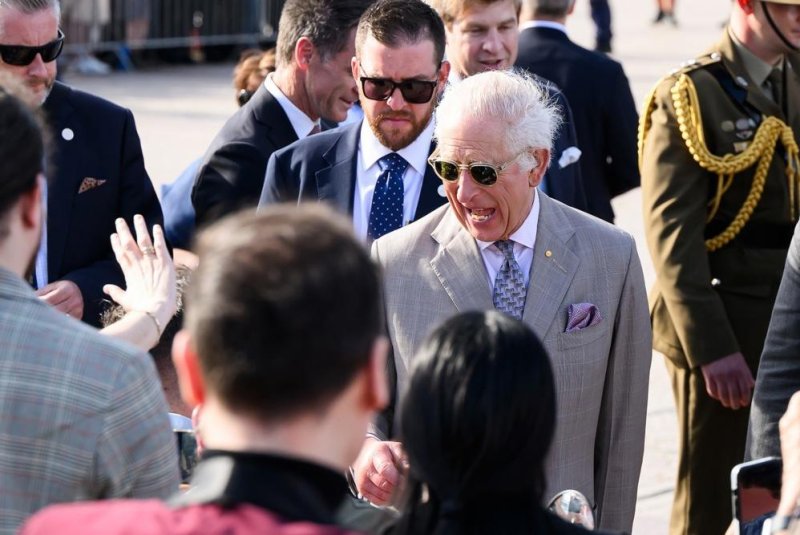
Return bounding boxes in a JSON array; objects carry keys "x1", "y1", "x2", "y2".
[
  {"x1": 356, "y1": 0, "x2": 446, "y2": 65},
  {"x1": 185, "y1": 204, "x2": 382, "y2": 422},
  {"x1": 428, "y1": 0, "x2": 522, "y2": 27},
  {"x1": 0, "y1": 72, "x2": 44, "y2": 227},
  {"x1": 522, "y1": 0, "x2": 573, "y2": 18},
  {"x1": 435, "y1": 69, "x2": 561, "y2": 161},
  {"x1": 275, "y1": 0, "x2": 375, "y2": 69},
  {"x1": 399, "y1": 311, "x2": 556, "y2": 533}
]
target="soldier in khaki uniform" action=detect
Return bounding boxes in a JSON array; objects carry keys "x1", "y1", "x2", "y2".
[{"x1": 640, "y1": 1, "x2": 800, "y2": 534}]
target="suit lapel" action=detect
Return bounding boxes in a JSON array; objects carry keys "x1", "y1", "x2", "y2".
[
  {"x1": 429, "y1": 210, "x2": 494, "y2": 312},
  {"x1": 523, "y1": 194, "x2": 579, "y2": 337},
  {"x1": 42, "y1": 82, "x2": 80, "y2": 280},
  {"x1": 413, "y1": 141, "x2": 447, "y2": 221},
  {"x1": 315, "y1": 122, "x2": 361, "y2": 214}
]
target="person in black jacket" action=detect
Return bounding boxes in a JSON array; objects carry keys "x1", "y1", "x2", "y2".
[
  {"x1": 391, "y1": 311, "x2": 615, "y2": 535},
  {"x1": 516, "y1": 0, "x2": 639, "y2": 223}
]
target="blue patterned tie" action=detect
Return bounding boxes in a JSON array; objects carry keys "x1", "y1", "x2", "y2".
[
  {"x1": 368, "y1": 153, "x2": 408, "y2": 241},
  {"x1": 493, "y1": 240, "x2": 527, "y2": 320}
]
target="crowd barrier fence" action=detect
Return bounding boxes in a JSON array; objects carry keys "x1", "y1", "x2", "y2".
[{"x1": 61, "y1": 0, "x2": 283, "y2": 63}]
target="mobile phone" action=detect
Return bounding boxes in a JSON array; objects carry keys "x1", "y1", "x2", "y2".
[{"x1": 731, "y1": 457, "x2": 782, "y2": 525}]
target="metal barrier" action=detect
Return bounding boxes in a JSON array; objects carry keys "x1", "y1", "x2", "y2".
[{"x1": 61, "y1": 0, "x2": 283, "y2": 57}]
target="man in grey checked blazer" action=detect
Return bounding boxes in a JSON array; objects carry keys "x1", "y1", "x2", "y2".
[
  {"x1": 0, "y1": 82, "x2": 178, "y2": 534},
  {"x1": 351, "y1": 70, "x2": 651, "y2": 533}
]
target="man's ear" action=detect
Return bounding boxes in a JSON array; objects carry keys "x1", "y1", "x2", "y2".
[
  {"x1": 438, "y1": 59, "x2": 451, "y2": 88},
  {"x1": 351, "y1": 55, "x2": 360, "y2": 83},
  {"x1": 294, "y1": 36, "x2": 315, "y2": 70},
  {"x1": 364, "y1": 336, "x2": 390, "y2": 412},
  {"x1": 172, "y1": 330, "x2": 205, "y2": 408},
  {"x1": 527, "y1": 148, "x2": 550, "y2": 188},
  {"x1": 18, "y1": 175, "x2": 43, "y2": 231}
]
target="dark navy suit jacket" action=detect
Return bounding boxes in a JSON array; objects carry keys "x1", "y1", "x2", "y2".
[
  {"x1": 192, "y1": 84, "x2": 297, "y2": 226},
  {"x1": 542, "y1": 81, "x2": 589, "y2": 213},
  {"x1": 42, "y1": 82, "x2": 164, "y2": 326},
  {"x1": 258, "y1": 121, "x2": 448, "y2": 222},
  {"x1": 516, "y1": 26, "x2": 640, "y2": 222}
]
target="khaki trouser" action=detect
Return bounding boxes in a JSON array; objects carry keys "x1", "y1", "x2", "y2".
[{"x1": 667, "y1": 360, "x2": 751, "y2": 535}]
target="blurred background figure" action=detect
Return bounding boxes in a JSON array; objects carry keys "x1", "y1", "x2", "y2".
[
  {"x1": 61, "y1": 0, "x2": 112, "y2": 75},
  {"x1": 233, "y1": 47, "x2": 276, "y2": 107},
  {"x1": 391, "y1": 311, "x2": 611, "y2": 535},
  {"x1": 517, "y1": 0, "x2": 640, "y2": 224},
  {"x1": 653, "y1": 0, "x2": 677, "y2": 25},
  {"x1": 589, "y1": 0, "x2": 612, "y2": 52}
]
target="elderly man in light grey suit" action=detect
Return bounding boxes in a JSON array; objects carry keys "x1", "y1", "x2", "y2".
[{"x1": 350, "y1": 70, "x2": 651, "y2": 533}]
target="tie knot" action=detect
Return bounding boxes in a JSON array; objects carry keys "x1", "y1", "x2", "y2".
[
  {"x1": 495, "y1": 240, "x2": 516, "y2": 260},
  {"x1": 768, "y1": 67, "x2": 784, "y2": 106},
  {"x1": 378, "y1": 153, "x2": 409, "y2": 174}
]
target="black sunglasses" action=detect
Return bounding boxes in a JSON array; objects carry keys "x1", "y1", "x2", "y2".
[
  {"x1": 0, "y1": 29, "x2": 65, "y2": 67},
  {"x1": 358, "y1": 63, "x2": 439, "y2": 104},
  {"x1": 427, "y1": 152, "x2": 525, "y2": 186}
]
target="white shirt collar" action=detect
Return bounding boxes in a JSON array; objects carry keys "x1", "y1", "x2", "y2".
[
  {"x1": 519, "y1": 20, "x2": 568, "y2": 34},
  {"x1": 476, "y1": 192, "x2": 540, "y2": 251},
  {"x1": 359, "y1": 117, "x2": 435, "y2": 176},
  {"x1": 264, "y1": 74, "x2": 320, "y2": 139}
]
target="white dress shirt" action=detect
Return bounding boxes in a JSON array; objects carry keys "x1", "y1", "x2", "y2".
[
  {"x1": 475, "y1": 193, "x2": 541, "y2": 289},
  {"x1": 264, "y1": 75, "x2": 320, "y2": 139},
  {"x1": 352, "y1": 118, "x2": 435, "y2": 240},
  {"x1": 519, "y1": 20, "x2": 568, "y2": 34}
]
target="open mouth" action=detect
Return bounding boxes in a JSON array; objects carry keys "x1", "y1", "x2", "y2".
[
  {"x1": 479, "y1": 59, "x2": 504, "y2": 70},
  {"x1": 468, "y1": 207, "x2": 495, "y2": 222}
]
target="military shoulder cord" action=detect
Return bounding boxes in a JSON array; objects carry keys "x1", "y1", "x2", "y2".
[{"x1": 639, "y1": 73, "x2": 800, "y2": 252}]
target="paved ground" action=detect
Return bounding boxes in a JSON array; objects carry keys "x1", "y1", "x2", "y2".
[{"x1": 63, "y1": 1, "x2": 734, "y2": 532}]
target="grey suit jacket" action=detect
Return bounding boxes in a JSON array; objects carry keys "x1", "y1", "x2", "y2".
[
  {"x1": 748, "y1": 221, "x2": 800, "y2": 459},
  {"x1": 371, "y1": 193, "x2": 651, "y2": 533},
  {"x1": 0, "y1": 268, "x2": 179, "y2": 534}
]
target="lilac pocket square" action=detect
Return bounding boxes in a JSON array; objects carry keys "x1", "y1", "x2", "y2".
[{"x1": 565, "y1": 303, "x2": 602, "y2": 333}]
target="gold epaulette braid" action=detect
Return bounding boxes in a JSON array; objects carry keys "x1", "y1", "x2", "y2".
[{"x1": 669, "y1": 74, "x2": 800, "y2": 251}]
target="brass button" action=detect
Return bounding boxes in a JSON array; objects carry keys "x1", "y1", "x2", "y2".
[{"x1": 545, "y1": 250, "x2": 553, "y2": 258}]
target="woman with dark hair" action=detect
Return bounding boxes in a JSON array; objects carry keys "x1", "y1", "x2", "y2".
[{"x1": 393, "y1": 311, "x2": 610, "y2": 535}]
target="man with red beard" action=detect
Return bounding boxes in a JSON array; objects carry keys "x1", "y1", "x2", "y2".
[{"x1": 258, "y1": 0, "x2": 450, "y2": 242}]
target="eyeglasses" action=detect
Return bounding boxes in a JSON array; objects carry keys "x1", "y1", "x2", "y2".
[
  {"x1": 0, "y1": 29, "x2": 65, "y2": 67},
  {"x1": 428, "y1": 152, "x2": 526, "y2": 186},
  {"x1": 358, "y1": 63, "x2": 439, "y2": 104}
]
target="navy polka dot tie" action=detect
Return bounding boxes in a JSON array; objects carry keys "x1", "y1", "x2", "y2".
[{"x1": 367, "y1": 153, "x2": 409, "y2": 241}]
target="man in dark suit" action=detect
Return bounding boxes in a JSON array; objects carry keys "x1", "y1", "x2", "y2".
[
  {"x1": 192, "y1": 0, "x2": 374, "y2": 227},
  {"x1": 516, "y1": 0, "x2": 639, "y2": 223},
  {"x1": 0, "y1": 0, "x2": 164, "y2": 326},
  {"x1": 429, "y1": 0, "x2": 588, "y2": 213},
  {"x1": 22, "y1": 205, "x2": 388, "y2": 535},
  {"x1": 259, "y1": 0, "x2": 451, "y2": 241}
]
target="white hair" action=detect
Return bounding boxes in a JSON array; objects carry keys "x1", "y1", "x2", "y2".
[{"x1": 434, "y1": 69, "x2": 561, "y2": 166}]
